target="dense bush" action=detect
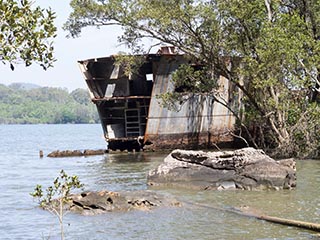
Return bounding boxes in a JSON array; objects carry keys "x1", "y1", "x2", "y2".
[{"x1": 0, "y1": 84, "x2": 99, "y2": 124}]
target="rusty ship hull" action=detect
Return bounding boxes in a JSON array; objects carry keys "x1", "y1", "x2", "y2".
[{"x1": 78, "y1": 51, "x2": 241, "y2": 151}]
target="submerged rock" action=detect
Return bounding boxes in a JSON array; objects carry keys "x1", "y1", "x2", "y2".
[
  {"x1": 60, "y1": 190, "x2": 180, "y2": 215},
  {"x1": 147, "y1": 147, "x2": 296, "y2": 190}
]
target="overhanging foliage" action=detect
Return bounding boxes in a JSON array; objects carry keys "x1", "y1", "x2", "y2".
[
  {"x1": 65, "y1": 0, "x2": 320, "y2": 158},
  {"x1": 0, "y1": 0, "x2": 57, "y2": 70}
]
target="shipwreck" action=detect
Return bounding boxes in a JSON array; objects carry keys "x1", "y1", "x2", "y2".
[{"x1": 78, "y1": 47, "x2": 242, "y2": 151}]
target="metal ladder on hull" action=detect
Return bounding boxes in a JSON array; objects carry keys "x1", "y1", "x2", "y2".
[{"x1": 125, "y1": 108, "x2": 141, "y2": 137}]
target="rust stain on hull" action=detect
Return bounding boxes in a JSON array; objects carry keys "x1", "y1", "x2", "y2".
[{"x1": 144, "y1": 132, "x2": 235, "y2": 151}]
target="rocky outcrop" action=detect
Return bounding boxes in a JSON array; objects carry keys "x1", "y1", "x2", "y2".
[
  {"x1": 147, "y1": 148, "x2": 296, "y2": 190},
  {"x1": 61, "y1": 190, "x2": 180, "y2": 215},
  {"x1": 47, "y1": 149, "x2": 107, "y2": 158}
]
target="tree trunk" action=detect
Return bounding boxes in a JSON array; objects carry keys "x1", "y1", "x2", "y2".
[{"x1": 265, "y1": 0, "x2": 273, "y2": 21}]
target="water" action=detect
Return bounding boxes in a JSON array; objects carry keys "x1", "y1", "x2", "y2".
[{"x1": 0, "y1": 124, "x2": 319, "y2": 240}]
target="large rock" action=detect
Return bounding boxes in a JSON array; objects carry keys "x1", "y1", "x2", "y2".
[
  {"x1": 147, "y1": 147, "x2": 296, "y2": 190},
  {"x1": 57, "y1": 190, "x2": 180, "y2": 215}
]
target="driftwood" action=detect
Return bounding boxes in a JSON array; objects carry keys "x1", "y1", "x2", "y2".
[
  {"x1": 231, "y1": 205, "x2": 320, "y2": 232},
  {"x1": 47, "y1": 149, "x2": 107, "y2": 158},
  {"x1": 252, "y1": 214, "x2": 320, "y2": 232},
  {"x1": 185, "y1": 201, "x2": 320, "y2": 233}
]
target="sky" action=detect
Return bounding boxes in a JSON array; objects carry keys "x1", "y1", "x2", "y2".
[{"x1": 0, "y1": 1, "x2": 128, "y2": 91}]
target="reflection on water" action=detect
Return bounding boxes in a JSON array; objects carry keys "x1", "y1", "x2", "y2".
[{"x1": 0, "y1": 124, "x2": 319, "y2": 240}]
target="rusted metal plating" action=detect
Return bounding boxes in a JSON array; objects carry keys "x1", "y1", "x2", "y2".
[{"x1": 78, "y1": 49, "x2": 241, "y2": 151}]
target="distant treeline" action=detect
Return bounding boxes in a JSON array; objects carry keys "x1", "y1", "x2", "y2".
[{"x1": 0, "y1": 83, "x2": 99, "y2": 124}]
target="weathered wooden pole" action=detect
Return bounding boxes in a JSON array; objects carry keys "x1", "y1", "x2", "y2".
[
  {"x1": 255, "y1": 214, "x2": 320, "y2": 232},
  {"x1": 185, "y1": 201, "x2": 320, "y2": 233}
]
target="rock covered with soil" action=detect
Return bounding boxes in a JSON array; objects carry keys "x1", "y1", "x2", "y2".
[
  {"x1": 63, "y1": 190, "x2": 180, "y2": 215},
  {"x1": 147, "y1": 147, "x2": 296, "y2": 190}
]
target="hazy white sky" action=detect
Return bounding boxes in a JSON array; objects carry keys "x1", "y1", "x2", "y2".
[{"x1": 0, "y1": 0, "x2": 128, "y2": 91}]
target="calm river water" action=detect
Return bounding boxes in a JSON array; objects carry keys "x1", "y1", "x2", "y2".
[{"x1": 0, "y1": 124, "x2": 319, "y2": 240}]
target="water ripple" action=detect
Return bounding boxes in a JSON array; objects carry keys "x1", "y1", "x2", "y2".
[{"x1": 0, "y1": 124, "x2": 319, "y2": 239}]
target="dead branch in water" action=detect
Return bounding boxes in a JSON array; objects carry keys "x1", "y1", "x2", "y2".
[
  {"x1": 234, "y1": 206, "x2": 320, "y2": 232},
  {"x1": 184, "y1": 201, "x2": 320, "y2": 233}
]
